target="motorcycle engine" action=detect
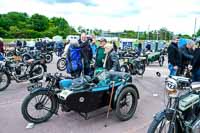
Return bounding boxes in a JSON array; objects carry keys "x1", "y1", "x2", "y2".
[{"x1": 15, "y1": 63, "x2": 26, "y2": 75}]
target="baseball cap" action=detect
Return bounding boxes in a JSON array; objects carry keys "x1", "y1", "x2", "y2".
[{"x1": 100, "y1": 38, "x2": 107, "y2": 42}]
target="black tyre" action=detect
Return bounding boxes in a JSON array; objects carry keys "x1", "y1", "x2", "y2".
[
  {"x1": 115, "y1": 87, "x2": 138, "y2": 121},
  {"x1": 30, "y1": 64, "x2": 45, "y2": 79},
  {"x1": 21, "y1": 91, "x2": 57, "y2": 123},
  {"x1": 57, "y1": 58, "x2": 66, "y2": 71},
  {"x1": 120, "y1": 65, "x2": 128, "y2": 73},
  {"x1": 136, "y1": 63, "x2": 145, "y2": 75},
  {"x1": 45, "y1": 54, "x2": 53, "y2": 64},
  {"x1": 0, "y1": 71, "x2": 10, "y2": 91},
  {"x1": 148, "y1": 113, "x2": 178, "y2": 133}
]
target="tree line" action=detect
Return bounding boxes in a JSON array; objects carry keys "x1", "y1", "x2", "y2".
[{"x1": 0, "y1": 12, "x2": 78, "y2": 38}]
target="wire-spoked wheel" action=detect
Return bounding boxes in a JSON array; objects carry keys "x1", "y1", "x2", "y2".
[
  {"x1": 115, "y1": 87, "x2": 138, "y2": 121},
  {"x1": 21, "y1": 91, "x2": 57, "y2": 123}
]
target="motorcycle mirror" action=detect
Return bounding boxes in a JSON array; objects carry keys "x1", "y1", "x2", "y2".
[{"x1": 156, "y1": 72, "x2": 161, "y2": 77}]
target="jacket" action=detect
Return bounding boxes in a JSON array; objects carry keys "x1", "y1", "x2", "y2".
[
  {"x1": 79, "y1": 39, "x2": 93, "y2": 61},
  {"x1": 95, "y1": 47, "x2": 105, "y2": 68},
  {"x1": 180, "y1": 46, "x2": 193, "y2": 66},
  {"x1": 105, "y1": 49, "x2": 120, "y2": 71},
  {"x1": 167, "y1": 42, "x2": 181, "y2": 66},
  {"x1": 192, "y1": 48, "x2": 200, "y2": 73}
]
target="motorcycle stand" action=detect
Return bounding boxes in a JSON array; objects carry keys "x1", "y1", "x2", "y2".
[{"x1": 79, "y1": 112, "x2": 89, "y2": 120}]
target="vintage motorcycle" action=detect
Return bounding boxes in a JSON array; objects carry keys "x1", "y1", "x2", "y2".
[
  {"x1": 0, "y1": 56, "x2": 47, "y2": 91},
  {"x1": 120, "y1": 56, "x2": 146, "y2": 76},
  {"x1": 148, "y1": 74, "x2": 200, "y2": 133},
  {"x1": 21, "y1": 71, "x2": 139, "y2": 123},
  {"x1": 22, "y1": 49, "x2": 53, "y2": 64}
]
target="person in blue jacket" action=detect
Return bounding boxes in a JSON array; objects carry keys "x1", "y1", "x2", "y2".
[{"x1": 90, "y1": 35, "x2": 97, "y2": 58}]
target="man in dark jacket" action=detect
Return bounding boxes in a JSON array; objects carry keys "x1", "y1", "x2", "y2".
[
  {"x1": 192, "y1": 41, "x2": 200, "y2": 81},
  {"x1": 78, "y1": 33, "x2": 93, "y2": 76},
  {"x1": 104, "y1": 43, "x2": 120, "y2": 71},
  {"x1": 167, "y1": 36, "x2": 181, "y2": 76},
  {"x1": 179, "y1": 40, "x2": 194, "y2": 75}
]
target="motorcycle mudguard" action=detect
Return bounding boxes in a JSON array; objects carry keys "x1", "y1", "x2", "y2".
[
  {"x1": 22, "y1": 53, "x2": 32, "y2": 59},
  {"x1": 30, "y1": 87, "x2": 50, "y2": 94},
  {"x1": 112, "y1": 83, "x2": 139, "y2": 108},
  {"x1": 153, "y1": 111, "x2": 166, "y2": 121}
]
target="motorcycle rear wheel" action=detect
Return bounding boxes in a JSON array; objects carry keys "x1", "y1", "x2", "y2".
[
  {"x1": 45, "y1": 54, "x2": 53, "y2": 64},
  {"x1": 57, "y1": 58, "x2": 66, "y2": 71}
]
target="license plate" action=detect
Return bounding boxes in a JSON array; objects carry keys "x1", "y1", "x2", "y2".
[{"x1": 27, "y1": 82, "x2": 42, "y2": 91}]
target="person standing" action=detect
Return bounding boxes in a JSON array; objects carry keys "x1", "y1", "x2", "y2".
[
  {"x1": 104, "y1": 43, "x2": 120, "y2": 71},
  {"x1": 0, "y1": 38, "x2": 4, "y2": 54},
  {"x1": 78, "y1": 33, "x2": 93, "y2": 76},
  {"x1": 192, "y1": 41, "x2": 200, "y2": 81},
  {"x1": 95, "y1": 38, "x2": 106, "y2": 68},
  {"x1": 179, "y1": 40, "x2": 194, "y2": 75},
  {"x1": 90, "y1": 35, "x2": 97, "y2": 58},
  {"x1": 167, "y1": 36, "x2": 181, "y2": 76}
]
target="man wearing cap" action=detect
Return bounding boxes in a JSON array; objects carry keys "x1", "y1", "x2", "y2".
[
  {"x1": 95, "y1": 38, "x2": 106, "y2": 68},
  {"x1": 167, "y1": 36, "x2": 181, "y2": 76}
]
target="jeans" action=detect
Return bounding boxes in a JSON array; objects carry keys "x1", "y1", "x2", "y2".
[
  {"x1": 192, "y1": 69, "x2": 200, "y2": 82},
  {"x1": 168, "y1": 64, "x2": 177, "y2": 76}
]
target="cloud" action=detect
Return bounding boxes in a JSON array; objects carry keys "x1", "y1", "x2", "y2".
[{"x1": 0, "y1": 0, "x2": 199, "y2": 35}]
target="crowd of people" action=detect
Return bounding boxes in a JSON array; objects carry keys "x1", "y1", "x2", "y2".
[
  {"x1": 1, "y1": 33, "x2": 200, "y2": 82},
  {"x1": 63, "y1": 32, "x2": 120, "y2": 77},
  {"x1": 167, "y1": 36, "x2": 200, "y2": 81}
]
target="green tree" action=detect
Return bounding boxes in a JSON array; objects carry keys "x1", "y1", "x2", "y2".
[
  {"x1": 196, "y1": 29, "x2": 200, "y2": 37},
  {"x1": 30, "y1": 14, "x2": 49, "y2": 32}
]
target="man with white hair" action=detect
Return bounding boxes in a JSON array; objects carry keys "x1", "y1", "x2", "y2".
[
  {"x1": 179, "y1": 39, "x2": 194, "y2": 75},
  {"x1": 78, "y1": 32, "x2": 93, "y2": 76},
  {"x1": 104, "y1": 43, "x2": 120, "y2": 71}
]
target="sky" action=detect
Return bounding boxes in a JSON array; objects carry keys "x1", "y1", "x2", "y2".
[{"x1": 0, "y1": 0, "x2": 200, "y2": 35}]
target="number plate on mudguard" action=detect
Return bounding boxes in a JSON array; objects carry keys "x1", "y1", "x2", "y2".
[{"x1": 27, "y1": 82, "x2": 42, "y2": 91}]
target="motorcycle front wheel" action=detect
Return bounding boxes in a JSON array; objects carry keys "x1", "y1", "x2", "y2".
[
  {"x1": 0, "y1": 71, "x2": 10, "y2": 91},
  {"x1": 136, "y1": 63, "x2": 145, "y2": 75},
  {"x1": 57, "y1": 58, "x2": 66, "y2": 71},
  {"x1": 21, "y1": 91, "x2": 57, "y2": 123},
  {"x1": 148, "y1": 113, "x2": 179, "y2": 133}
]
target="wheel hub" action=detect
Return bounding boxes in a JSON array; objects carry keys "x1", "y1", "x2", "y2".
[{"x1": 35, "y1": 102, "x2": 44, "y2": 110}]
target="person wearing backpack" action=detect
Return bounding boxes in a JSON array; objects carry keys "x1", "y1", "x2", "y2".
[
  {"x1": 79, "y1": 33, "x2": 93, "y2": 76},
  {"x1": 66, "y1": 40, "x2": 82, "y2": 78}
]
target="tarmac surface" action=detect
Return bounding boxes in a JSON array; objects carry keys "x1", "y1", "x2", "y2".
[{"x1": 0, "y1": 55, "x2": 169, "y2": 133}]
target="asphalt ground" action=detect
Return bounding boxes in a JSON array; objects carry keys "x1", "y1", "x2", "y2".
[{"x1": 0, "y1": 56, "x2": 169, "y2": 133}]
